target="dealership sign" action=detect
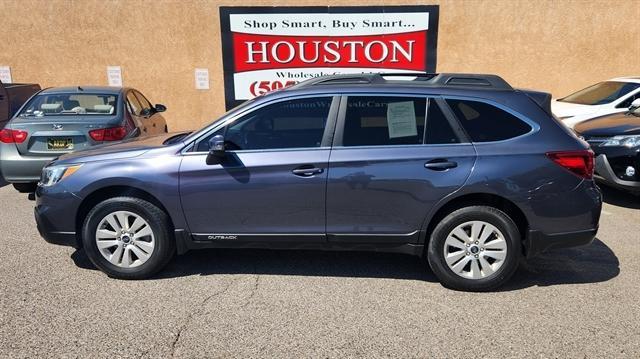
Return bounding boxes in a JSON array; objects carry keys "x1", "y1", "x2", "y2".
[{"x1": 220, "y1": 6, "x2": 439, "y2": 109}]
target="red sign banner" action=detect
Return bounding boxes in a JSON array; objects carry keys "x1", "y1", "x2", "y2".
[{"x1": 220, "y1": 6, "x2": 439, "y2": 109}]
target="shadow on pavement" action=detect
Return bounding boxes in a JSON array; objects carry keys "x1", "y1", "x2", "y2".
[
  {"x1": 71, "y1": 238, "x2": 619, "y2": 291},
  {"x1": 502, "y1": 238, "x2": 619, "y2": 291},
  {"x1": 600, "y1": 185, "x2": 640, "y2": 209}
]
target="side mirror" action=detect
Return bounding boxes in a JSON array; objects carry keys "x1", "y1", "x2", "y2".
[
  {"x1": 629, "y1": 98, "x2": 640, "y2": 110},
  {"x1": 154, "y1": 104, "x2": 167, "y2": 113},
  {"x1": 207, "y1": 135, "x2": 226, "y2": 162},
  {"x1": 140, "y1": 108, "x2": 152, "y2": 117}
]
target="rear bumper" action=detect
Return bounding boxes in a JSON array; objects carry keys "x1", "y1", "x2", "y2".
[
  {"x1": 0, "y1": 144, "x2": 54, "y2": 182},
  {"x1": 594, "y1": 154, "x2": 640, "y2": 192},
  {"x1": 525, "y1": 228, "x2": 597, "y2": 257}
]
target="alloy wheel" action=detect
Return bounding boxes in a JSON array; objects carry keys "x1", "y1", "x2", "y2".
[
  {"x1": 95, "y1": 211, "x2": 155, "y2": 268},
  {"x1": 443, "y1": 220, "x2": 508, "y2": 280}
]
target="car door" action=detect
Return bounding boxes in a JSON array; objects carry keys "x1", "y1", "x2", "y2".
[
  {"x1": 125, "y1": 90, "x2": 149, "y2": 135},
  {"x1": 179, "y1": 96, "x2": 339, "y2": 241},
  {"x1": 134, "y1": 90, "x2": 164, "y2": 134},
  {"x1": 326, "y1": 95, "x2": 476, "y2": 243}
]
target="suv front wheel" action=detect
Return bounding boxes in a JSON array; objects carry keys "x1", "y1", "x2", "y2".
[
  {"x1": 427, "y1": 206, "x2": 521, "y2": 291},
  {"x1": 82, "y1": 197, "x2": 175, "y2": 279}
]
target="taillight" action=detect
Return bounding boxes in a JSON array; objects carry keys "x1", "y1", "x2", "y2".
[
  {"x1": 546, "y1": 150, "x2": 594, "y2": 179},
  {"x1": 89, "y1": 126, "x2": 128, "y2": 142},
  {"x1": 0, "y1": 129, "x2": 28, "y2": 144}
]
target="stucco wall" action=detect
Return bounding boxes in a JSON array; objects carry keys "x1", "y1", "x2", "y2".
[{"x1": 1, "y1": 0, "x2": 638, "y2": 131}]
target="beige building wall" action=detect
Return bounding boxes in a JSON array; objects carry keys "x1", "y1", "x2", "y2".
[{"x1": 1, "y1": 0, "x2": 638, "y2": 131}]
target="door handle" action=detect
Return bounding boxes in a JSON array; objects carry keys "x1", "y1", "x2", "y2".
[
  {"x1": 292, "y1": 166, "x2": 324, "y2": 177},
  {"x1": 425, "y1": 159, "x2": 458, "y2": 171}
]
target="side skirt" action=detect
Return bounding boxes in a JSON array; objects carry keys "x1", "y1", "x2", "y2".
[{"x1": 174, "y1": 230, "x2": 424, "y2": 257}]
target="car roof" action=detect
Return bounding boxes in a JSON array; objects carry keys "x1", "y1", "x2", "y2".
[
  {"x1": 609, "y1": 77, "x2": 640, "y2": 84},
  {"x1": 39, "y1": 86, "x2": 124, "y2": 95},
  {"x1": 263, "y1": 73, "x2": 526, "y2": 104}
]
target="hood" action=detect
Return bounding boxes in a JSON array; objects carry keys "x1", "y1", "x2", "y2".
[
  {"x1": 54, "y1": 132, "x2": 188, "y2": 164},
  {"x1": 573, "y1": 112, "x2": 640, "y2": 137},
  {"x1": 551, "y1": 100, "x2": 599, "y2": 118}
]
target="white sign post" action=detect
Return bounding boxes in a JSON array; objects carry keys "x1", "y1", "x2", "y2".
[
  {"x1": 0, "y1": 66, "x2": 12, "y2": 83},
  {"x1": 106, "y1": 66, "x2": 123, "y2": 86},
  {"x1": 195, "y1": 68, "x2": 210, "y2": 90}
]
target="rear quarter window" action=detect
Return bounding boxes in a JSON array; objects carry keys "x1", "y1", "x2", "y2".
[{"x1": 446, "y1": 99, "x2": 531, "y2": 142}]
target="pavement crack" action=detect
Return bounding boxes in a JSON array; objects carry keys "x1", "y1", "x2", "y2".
[
  {"x1": 168, "y1": 277, "x2": 239, "y2": 358},
  {"x1": 240, "y1": 273, "x2": 261, "y2": 308}
]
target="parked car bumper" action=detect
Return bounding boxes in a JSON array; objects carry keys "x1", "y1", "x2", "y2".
[
  {"x1": 0, "y1": 143, "x2": 55, "y2": 182},
  {"x1": 34, "y1": 206, "x2": 78, "y2": 247},
  {"x1": 593, "y1": 152, "x2": 640, "y2": 192},
  {"x1": 34, "y1": 184, "x2": 82, "y2": 248},
  {"x1": 524, "y1": 227, "x2": 598, "y2": 257}
]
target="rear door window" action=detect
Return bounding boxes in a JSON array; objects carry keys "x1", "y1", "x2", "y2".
[
  {"x1": 341, "y1": 96, "x2": 426, "y2": 146},
  {"x1": 425, "y1": 99, "x2": 460, "y2": 144},
  {"x1": 445, "y1": 99, "x2": 531, "y2": 142}
]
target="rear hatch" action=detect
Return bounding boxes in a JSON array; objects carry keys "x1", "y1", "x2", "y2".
[{"x1": 10, "y1": 115, "x2": 120, "y2": 157}]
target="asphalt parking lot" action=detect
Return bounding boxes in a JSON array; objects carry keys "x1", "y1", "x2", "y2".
[{"x1": 0, "y1": 182, "x2": 639, "y2": 358}]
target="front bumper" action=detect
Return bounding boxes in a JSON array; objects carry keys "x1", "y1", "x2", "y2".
[
  {"x1": 525, "y1": 227, "x2": 597, "y2": 257},
  {"x1": 34, "y1": 184, "x2": 82, "y2": 248},
  {"x1": 594, "y1": 153, "x2": 640, "y2": 192},
  {"x1": 34, "y1": 206, "x2": 79, "y2": 247}
]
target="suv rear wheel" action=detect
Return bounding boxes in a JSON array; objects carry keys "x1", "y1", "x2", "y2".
[
  {"x1": 82, "y1": 197, "x2": 175, "y2": 279},
  {"x1": 427, "y1": 206, "x2": 521, "y2": 291}
]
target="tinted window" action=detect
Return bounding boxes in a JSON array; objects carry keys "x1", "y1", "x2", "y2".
[
  {"x1": 18, "y1": 93, "x2": 118, "y2": 117},
  {"x1": 446, "y1": 99, "x2": 531, "y2": 142},
  {"x1": 134, "y1": 91, "x2": 152, "y2": 111},
  {"x1": 425, "y1": 100, "x2": 460, "y2": 144},
  {"x1": 126, "y1": 92, "x2": 142, "y2": 116},
  {"x1": 197, "y1": 97, "x2": 331, "y2": 151},
  {"x1": 559, "y1": 81, "x2": 640, "y2": 105},
  {"x1": 342, "y1": 96, "x2": 426, "y2": 146},
  {"x1": 617, "y1": 92, "x2": 640, "y2": 109}
]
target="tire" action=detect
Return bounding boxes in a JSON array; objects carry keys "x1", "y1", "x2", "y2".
[
  {"x1": 427, "y1": 206, "x2": 521, "y2": 291},
  {"x1": 13, "y1": 182, "x2": 37, "y2": 193},
  {"x1": 82, "y1": 197, "x2": 175, "y2": 279}
]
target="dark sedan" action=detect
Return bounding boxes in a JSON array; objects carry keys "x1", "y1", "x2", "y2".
[
  {"x1": 574, "y1": 99, "x2": 640, "y2": 193},
  {"x1": 0, "y1": 86, "x2": 168, "y2": 192}
]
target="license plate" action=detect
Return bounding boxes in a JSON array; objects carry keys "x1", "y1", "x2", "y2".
[{"x1": 47, "y1": 138, "x2": 73, "y2": 150}]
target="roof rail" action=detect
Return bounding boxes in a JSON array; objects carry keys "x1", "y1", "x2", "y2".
[{"x1": 294, "y1": 72, "x2": 513, "y2": 90}]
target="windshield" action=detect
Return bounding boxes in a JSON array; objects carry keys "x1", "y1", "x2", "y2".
[
  {"x1": 559, "y1": 81, "x2": 640, "y2": 105},
  {"x1": 18, "y1": 93, "x2": 118, "y2": 117}
]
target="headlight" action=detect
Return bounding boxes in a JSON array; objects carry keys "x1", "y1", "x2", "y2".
[
  {"x1": 601, "y1": 135, "x2": 640, "y2": 148},
  {"x1": 39, "y1": 164, "x2": 82, "y2": 187}
]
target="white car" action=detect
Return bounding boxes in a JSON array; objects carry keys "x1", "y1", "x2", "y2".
[{"x1": 551, "y1": 77, "x2": 640, "y2": 128}]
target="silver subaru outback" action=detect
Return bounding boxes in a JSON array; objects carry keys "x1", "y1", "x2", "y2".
[{"x1": 0, "y1": 86, "x2": 168, "y2": 192}]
